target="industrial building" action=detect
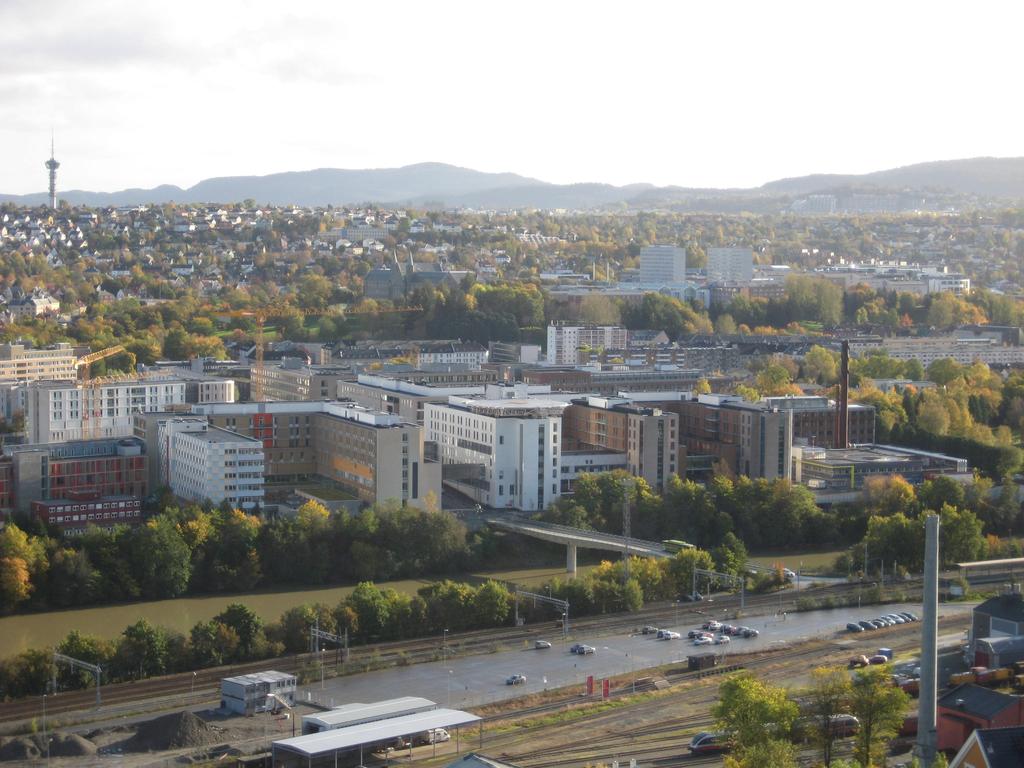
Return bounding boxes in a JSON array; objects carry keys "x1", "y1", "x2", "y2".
[
  {"x1": 2, "y1": 372, "x2": 234, "y2": 444},
  {"x1": 562, "y1": 396, "x2": 678, "y2": 492},
  {"x1": 792, "y1": 444, "x2": 971, "y2": 501},
  {"x1": 0, "y1": 437, "x2": 147, "y2": 515},
  {"x1": 763, "y1": 395, "x2": 876, "y2": 448},
  {"x1": 249, "y1": 359, "x2": 351, "y2": 402},
  {"x1": 425, "y1": 384, "x2": 566, "y2": 511},
  {"x1": 273, "y1": 707, "x2": 481, "y2": 768},
  {"x1": 221, "y1": 671, "x2": 296, "y2": 715},
  {"x1": 301, "y1": 697, "x2": 436, "y2": 735},
  {"x1": 159, "y1": 417, "x2": 265, "y2": 510},
  {"x1": 186, "y1": 400, "x2": 441, "y2": 509},
  {"x1": 0, "y1": 342, "x2": 79, "y2": 382}
]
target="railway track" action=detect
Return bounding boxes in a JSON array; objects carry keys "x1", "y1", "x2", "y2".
[{"x1": 0, "y1": 579, "x2": 919, "y2": 726}]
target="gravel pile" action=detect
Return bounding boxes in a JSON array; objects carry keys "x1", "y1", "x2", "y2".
[
  {"x1": 0, "y1": 736, "x2": 40, "y2": 762},
  {"x1": 49, "y1": 733, "x2": 98, "y2": 757},
  {"x1": 125, "y1": 711, "x2": 216, "y2": 753},
  {"x1": 0, "y1": 731, "x2": 98, "y2": 761}
]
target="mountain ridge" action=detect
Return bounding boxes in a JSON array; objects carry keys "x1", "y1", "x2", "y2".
[{"x1": 3, "y1": 157, "x2": 1023, "y2": 210}]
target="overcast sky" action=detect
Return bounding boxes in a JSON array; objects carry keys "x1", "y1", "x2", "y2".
[{"x1": 2, "y1": 0, "x2": 1022, "y2": 194}]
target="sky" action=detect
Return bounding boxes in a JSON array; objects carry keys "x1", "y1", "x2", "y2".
[{"x1": 2, "y1": 0, "x2": 1022, "y2": 194}]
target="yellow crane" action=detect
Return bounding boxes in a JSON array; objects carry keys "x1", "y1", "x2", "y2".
[{"x1": 77, "y1": 345, "x2": 136, "y2": 441}]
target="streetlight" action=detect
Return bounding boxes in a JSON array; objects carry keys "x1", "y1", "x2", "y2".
[
  {"x1": 447, "y1": 670, "x2": 453, "y2": 708},
  {"x1": 42, "y1": 694, "x2": 50, "y2": 767},
  {"x1": 191, "y1": 671, "x2": 197, "y2": 698}
]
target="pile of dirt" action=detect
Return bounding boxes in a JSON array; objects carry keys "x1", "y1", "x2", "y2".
[
  {"x1": 0, "y1": 731, "x2": 98, "y2": 762},
  {"x1": 49, "y1": 732, "x2": 98, "y2": 757},
  {"x1": 125, "y1": 711, "x2": 217, "y2": 753},
  {"x1": 0, "y1": 736, "x2": 40, "y2": 762}
]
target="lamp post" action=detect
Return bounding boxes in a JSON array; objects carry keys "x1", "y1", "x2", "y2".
[
  {"x1": 447, "y1": 669, "x2": 453, "y2": 708},
  {"x1": 191, "y1": 671, "x2": 196, "y2": 698}
]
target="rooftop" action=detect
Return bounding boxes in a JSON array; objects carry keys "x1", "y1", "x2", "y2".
[{"x1": 938, "y1": 684, "x2": 1020, "y2": 719}]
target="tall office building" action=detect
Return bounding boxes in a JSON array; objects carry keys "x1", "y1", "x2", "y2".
[
  {"x1": 639, "y1": 245, "x2": 687, "y2": 285},
  {"x1": 546, "y1": 323, "x2": 628, "y2": 365},
  {"x1": 707, "y1": 247, "x2": 754, "y2": 283}
]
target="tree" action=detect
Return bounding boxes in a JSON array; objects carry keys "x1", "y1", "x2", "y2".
[
  {"x1": 805, "y1": 666, "x2": 852, "y2": 766},
  {"x1": 803, "y1": 345, "x2": 839, "y2": 384},
  {"x1": 938, "y1": 505, "x2": 985, "y2": 566},
  {"x1": 215, "y1": 603, "x2": 264, "y2": 658},
  {"x1": 115, "y1": 619, "x2": 169, "y2": 680},
  {"x1": 849, "y1": 665, "x2": 910, "y2": 768},
  {"x1": 127, "y1": 518, "x2": 192, "y2": 599},
  {"x1": 713, "y1": 672, "x2": 799, "y2": 753},
  {"x1": 712, "y1": 532, "x2": 748, "y2": 577},
  {"x1": 666, "y1": 548, "x2": 714, "y2": 598},
  {"x1": 926, "y1": 357, "x2": 963, "y2": 386},
  {"x1": 724, "y1": 739, "x2": 798, "y2": 768},
  {"x1": 578, "y1": 295, "x2": 621, "y2": 325},
  {"x1": 0, "y1": 556, "x2": 32, "y2": 611},
  {"x1": 470, "y1": 581, "x2": 512, "y2": 627}
]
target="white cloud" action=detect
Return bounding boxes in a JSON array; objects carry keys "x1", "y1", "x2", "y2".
[{"x1": 1, "y1": 0, "x2": 1021, "y2": 194}]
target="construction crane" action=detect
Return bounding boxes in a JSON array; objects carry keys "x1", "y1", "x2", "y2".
[
  {"x1": 211, "y1": 304, "x2": 421, "y2": 402},
  {"x1": 76, "y1": 345, "x2": 137, "y2": 441}
]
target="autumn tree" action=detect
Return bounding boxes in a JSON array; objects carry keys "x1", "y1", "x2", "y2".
[{"x1": 849, "y1": 665, "x2": 910, "y2": 767}]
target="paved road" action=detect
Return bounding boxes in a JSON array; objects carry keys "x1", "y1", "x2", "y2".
[{"x1": 301, "y1": 601, "x2": 976, "y2": 711}]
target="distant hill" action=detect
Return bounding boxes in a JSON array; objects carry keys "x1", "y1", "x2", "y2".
[{"x1": 3, "y1": 157, "x2": 1023, "y2": 210}]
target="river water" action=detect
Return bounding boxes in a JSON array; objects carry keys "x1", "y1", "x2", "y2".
[{"x1": 0, "y1": 565, "x2": 585, "y2": 656}]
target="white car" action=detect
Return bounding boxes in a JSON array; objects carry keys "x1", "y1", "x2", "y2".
[
  {"x1": 715, "y1": 634, "x2": 731, "y2": 644},
  {"x1": 535, "y1": 640, "x2": 552, "y2": 649},
  {"x1": 659, "y1": 630, "x2": 681, "y2": 640},
  {"x1": 693, "y1": 635, "x2": 714, "y2": 646}
]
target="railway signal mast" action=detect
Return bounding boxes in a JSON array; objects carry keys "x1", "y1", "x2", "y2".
[{"x1": 52, "y1": 652, "x2": 102, "y2": 709}]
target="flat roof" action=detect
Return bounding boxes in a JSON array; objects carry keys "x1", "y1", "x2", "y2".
[
  {"x1": 303, "y1": 697, "x2": 436, "y2": 728},
  {"x1": 275, "y1": 708, "x2": 481, "y2": 757},
  {"x1": 222, "y1": 670, "x2": 295, "y2": 686}
]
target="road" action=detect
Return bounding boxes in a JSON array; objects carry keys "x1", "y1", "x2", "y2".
[{"x1": 302, "y1": 600, "x2": 975, "y2": 711}]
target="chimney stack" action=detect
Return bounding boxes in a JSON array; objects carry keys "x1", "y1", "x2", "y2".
[{"x1": 834, "y1": 340, "x2": 850, "y2": 449}]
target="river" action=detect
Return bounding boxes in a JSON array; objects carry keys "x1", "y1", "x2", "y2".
[{"x1": 0, "y1": 564, "x2": 591, "y2": 656}]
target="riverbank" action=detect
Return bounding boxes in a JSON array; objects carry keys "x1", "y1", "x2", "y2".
[{"x1": 0, "y1": 564, "x2": 596, "y2": 656}]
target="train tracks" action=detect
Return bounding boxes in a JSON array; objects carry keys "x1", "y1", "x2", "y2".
[{"x1": 0, "y1": 579, "x2": 918, "y2": 728}]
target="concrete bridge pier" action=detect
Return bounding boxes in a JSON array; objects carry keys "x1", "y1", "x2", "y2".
[{"x1": 566, "y1": 543, "x2": 577, "y2": 576}]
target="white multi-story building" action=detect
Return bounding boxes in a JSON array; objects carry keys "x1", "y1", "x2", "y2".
[
  {"x1": 639, "y1": 245, "x2": 686, "y2": 285},
  {"x1": 159, "y1": 417, "x2": 265, "y2": 510},
  {"x1": 926, "y1": 275, "x2": 971, "y2": 296},
  {"x1": 425, "y1": 384, "x2": 567, "y2": 512},
  {"x1": 546, "y1": 323, "x2": 629, "y2": 366},
  {"x1": 0, "y1": 343, "x2": 78, "y2": 382},
  {"x1": 8, "y1": 374, "x2": 234, "y2": 444},
  {"x1": 851, "y1": 335, "x2": 1024, "y2": 367},
  {"x1": 707, "y1": 247, "x2": 754, "y2": 283}
]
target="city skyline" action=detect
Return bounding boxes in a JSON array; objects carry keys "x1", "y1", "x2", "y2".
[{"x1": 2, "y1": 0, "x2": 1022, "y2": 195}]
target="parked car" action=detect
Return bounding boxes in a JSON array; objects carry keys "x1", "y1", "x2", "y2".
[
  {"x1": 641, "y1": 625, "x2": 659, "y2": 635},
  {"x1": 569, "y1": 643, "x2": 584, "y2": 654},
  {"x1": 535, "y1": 640, "x2": 552, "y2": 649},
  {"x1": 577, "y1": 644, "x2": 596, "y2": 655},
  {"x1": 900, "y1": 612, "x2": 918, "y2": 622},
  {"x1": 783, "y1": 569, "x2": 797, "y2": 581},
  {"x1": 689, "y1": 732, "x2": 731, "y2": 754},
  {"x1": 868, "y1": 654, "x2": 890, "y2": 665},
  {"x1": 702, "y1": 620, "x2": 723, "y2": 631},
  {"x1": 846, "y1": 622, "x2": 865, "y2": 633},
  {"x1": 715, "y1": 634, "x2": 730, "y2": 644},
  {"x1": 660, "y1": 631, "x2": 681, "y2": 640},
  {"x1": 506, "y1": 674, "x2": 527, "y2": 685},
  {"x1": 693, "y1": 635, "x2": 714, "y2": 646},
  {"x1": 858, "y1": 620, "x2": 876, "y2": 631},
  {"x1": 884, "y1": 614, "x2": 906, "y2": 624},
  {"x1": 848, "y1": 655, "x2": 870, "y2": 669},
  {"x1": 741, "y1": 628, "x2": 759, "y2": 638},
  {"x1": 687, "y1": 630, "x2": 706, "y2": 639}
]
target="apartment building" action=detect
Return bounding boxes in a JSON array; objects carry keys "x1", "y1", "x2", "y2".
[
  {"x1": 412, "y1": 341, "x2": 488, "y2": 367},
  {"x1": 159, "y1": 417, "x2": 265, "y2": 510},
  {"x1": 562, "y1": 396, "x2": 678, "y2": 491},
  {"x1": 851, "y1": 336, "x2": 1024, "y2": 367},
  {"x1": 0, "y1": 437, "x2": 148, "y2": 515},
  {"x1": 523, "y1": 366, "x2": 730, "y2": 396},
  {"x1": 0, "y1": 343, "x2": 78, "y2": 382},
  {"x1": 639, "y1": 245, "x2": 687, "y2": 285},
  {"x1": 187, "y1": 401, "x2": 440, "y2": 509},
  {"x1": 249, "y1": 359, "x2": 351, "y2": 401},
  {"x1": 762, "y1": 395, "x2": 875, "y2": 447},
  {"x1": 546, "y1": 323, "x2": 629, "y2": 366},
  {"x1": 31, "y1": 494, "x2": 144, "y2": 535},
  {"x1": 337, "y1": 373, "x2": 491, "y2": 425},
  {"x1": 425, "y1": 385, "x2": 566, "y2": 512},
  {"x1": 706, "y1": 247, "x2": 754, "y2": 283}
]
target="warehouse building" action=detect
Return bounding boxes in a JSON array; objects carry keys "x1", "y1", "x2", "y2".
[{"x1": 221, "y1": 671, "x2": 296, "y2": 715}]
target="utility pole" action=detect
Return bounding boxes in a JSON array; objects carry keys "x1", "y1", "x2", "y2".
[{"x1": 915, "y1": 514, "x2": 940, "y2": 767}]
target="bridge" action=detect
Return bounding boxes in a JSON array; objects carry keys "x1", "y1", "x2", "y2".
[{"x1": 485, "y1": 517, "x2": 672, "y2": 575}]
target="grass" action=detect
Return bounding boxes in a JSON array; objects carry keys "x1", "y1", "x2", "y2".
[{"x1": 747, "y1": 550, "x2": 844, "y2": 573}]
